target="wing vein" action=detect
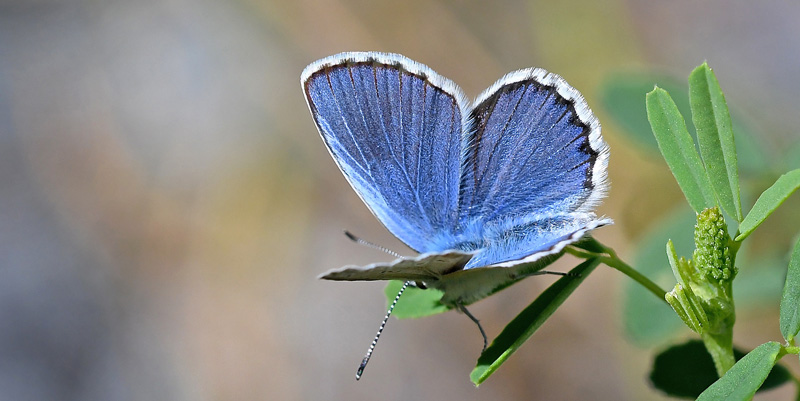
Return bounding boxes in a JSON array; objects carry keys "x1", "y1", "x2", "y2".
[
  {"x1": 326, "y1": 67, "x2": 370, "y2": 175},
  {"x1": 364, "y1": 66, "x2": 432, "y2": 233},
  {"x1": 414, "y1": 82, "x2": 432, "y2": 225},
  {"x1": 477, "y1": 86, "x2": 530, "y2": 213}
]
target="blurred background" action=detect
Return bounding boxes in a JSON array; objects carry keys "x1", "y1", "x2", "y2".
[{"x1": 1, "y1": 0, "x2": 799, "y2": 400}]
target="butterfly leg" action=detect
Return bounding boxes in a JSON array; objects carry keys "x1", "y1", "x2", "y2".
[{"x1": 457, "y1": 303, "x2": 487, "y2": 352}]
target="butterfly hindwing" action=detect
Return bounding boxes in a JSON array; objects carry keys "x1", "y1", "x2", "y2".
[
  {"x1": 467, "y1": 213, "x2": 611, "y2": 268},
  {"x1": 302, "y1": 53, "x2": 468, "y2": 253},
  {"x1": 453, "y1": 69, "x2": 610, "y2": 268},
  {"x1": 319, "y1": 250, "x2": 473, "y2": 282}
]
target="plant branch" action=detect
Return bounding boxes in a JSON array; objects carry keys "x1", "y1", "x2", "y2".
[{"x1": 566, "y1": 242, "x2": 668, "y2": 303}]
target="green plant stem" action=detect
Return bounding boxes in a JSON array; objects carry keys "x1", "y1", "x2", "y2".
[
  {"x1": 774, "y1": 346, "x2": 800, "y2": 401},
  {"x1": 783, "y1": 345, "x2": 800, "y2": 355},
  {"x1": 566, "y1": 245, "x2": 668, "y2": 302},
  {"x1": 701, "y1": 332, "x2": 735, "y2": 377},
  {"x1": 602, "y1": 255, "x2": 668, "y2": 302}
]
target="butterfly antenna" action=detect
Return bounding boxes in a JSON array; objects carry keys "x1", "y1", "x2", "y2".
[
  {"x1": 457, "y1": 303, "x2": 488, "y2": 352},
  {"x1": 343, "y1": 230, "x2": 401, "y2": 258},
  {"x1": 356, "y1": 280, "x2": 410, "y2": 380}
]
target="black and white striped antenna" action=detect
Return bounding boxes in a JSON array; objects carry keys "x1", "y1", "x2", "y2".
[
  {"x1": 343, "y1": 230, "x2": 405, "y2": 379},
  {"x1": 344, "y1": 230, "x2": 401, "y2": 258},
  {"x1": 356, "y1": 280, "x2": 410, "y2": 380}
]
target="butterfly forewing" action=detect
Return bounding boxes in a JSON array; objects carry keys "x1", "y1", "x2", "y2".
[
  {"x1": 458, "y1": 69, "x2": 608, "y2": 226},
  {"x1": 447, "y1": 69, "x2": 610, "y2": 268},
  {"x1": 303, "y1": 53, "x2": 468, "y2": 253}
]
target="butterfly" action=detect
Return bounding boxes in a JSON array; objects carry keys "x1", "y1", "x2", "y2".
[
  {"x1": 302, "y1": 52, "x2": 611, "y2": 379},
  {"x1": 302, "y1": 51, "x2": 610, "y2": 305}
]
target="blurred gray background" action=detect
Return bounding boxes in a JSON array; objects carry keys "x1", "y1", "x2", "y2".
[{"x1": 1, "y1": 0, "x2": 799, "y2": 400}]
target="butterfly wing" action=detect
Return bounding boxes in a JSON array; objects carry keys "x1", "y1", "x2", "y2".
[
  {"x1": 302, "y1": 52, "x2": 469, "y2": 252},
  {"x1": 464, "y1": 213, "x2": 611, "y2": 268},
  {"x1": 457, "y1": 68, "x2": 610, "y2": 268},
  {"x1": 319, "y1": 250, "x2": 473, "y2": 282}
]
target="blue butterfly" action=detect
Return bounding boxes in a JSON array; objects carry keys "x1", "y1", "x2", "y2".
[{"x1": 302, "y1": 52, "x2": 610, "y2": 308}]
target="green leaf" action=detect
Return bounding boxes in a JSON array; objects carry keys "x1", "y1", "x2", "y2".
[
  {"x1": 647, "y1": 87, "x2": 717, "y2": 213},
  {"x1": 689, "y1": 63, "x2": 742, "y2": 221},
  {"x1": 667, "y1": 240, "x2": 688, "y2": 286},
  {"x1": 665, "y1": 283, "x2": 708, "y2": 334},
  {"x1": 625, "y1": 206, "x2": 695, "y2": 345},
  {"x1": 569, "y1": 235, "x2": 606, "y2": 254},
  {"x1": 600, "y1": 73, "x2": 769, "y2": 174},
  {"x1": 780, "y1": 236, "x2": 800, "y2": 341},
  {"x1": 736, "y1": 169, "x2": 800, "y2": 241},
  {"x1": 470, "y1": 258, "x2": 600, "y2": 385},
  {"x1": 697, "y1": 341, "x2": 782, "y2": 401},
  {"x1": 384, "y1": 281, "x2": 448, "y2": 319},
  {"x1": 650, "y1": 339, "x2": 791, "y2": 398}
]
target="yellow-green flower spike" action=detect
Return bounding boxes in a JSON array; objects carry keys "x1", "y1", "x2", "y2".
[{"x1": 693, "y1": 207, "x2": 736, "y2": 282}]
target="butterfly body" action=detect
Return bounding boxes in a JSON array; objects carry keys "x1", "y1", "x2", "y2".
[{"x1": 302, "y1": 52, "x2": 610, "y2": 306}]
